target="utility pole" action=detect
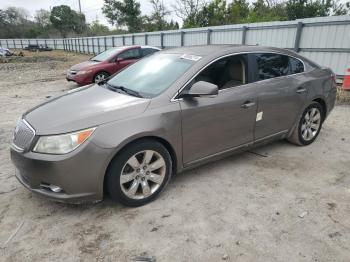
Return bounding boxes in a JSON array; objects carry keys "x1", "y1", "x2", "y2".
[{"x1": 78, "y1": 0, "x2": 82, "y2": 13}]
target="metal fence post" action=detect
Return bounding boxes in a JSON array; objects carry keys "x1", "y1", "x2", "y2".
[
  {"x1": 160, "y1": 32, "x2": 164, "y2": 49},
  {"x1": 92, "y1": 38, "x2": 95, "y2": 54},
  {"x1": 87, "y1": 38, "x2": 90, "y2": 54},
  {"x1": 241, "y1": 26, "x2": 248, "y2": 45},
  {"x1": 44, "y1": 39, "x2": 47, "y2": 48},
  {"x1": 294, "y1": 22, "x2": 304, "y2": 52},
  {"x1": 20, "y1": 39, "x2": 23, "y2": 49},
  {"x1": 97, "y1": 38, "x2": 101, "y2": 53},
  {"x1": 145, "y1": 34, "x2": 148, "y2": 45},
  {"x1": 6, "y1": 39, "x2": 8, "y2": 48},
  {"x1": 104, "y1": 36, "x2": 107, "y2": 50},
  {"x1": 112, "y1": 36, "x2": 115, "y2": 47},
  {"x1": 180, "y1": 31, "x2": 185, "y2": 46},
  {"x1": 54, "y1": 39, "x2": 57, "y2": 49},
  {"x1": 122, "y1": 36, "x2": 125, "y2": 46},
  {"x1": 13, "y1": 39, "x2": 16, "y2": 49},
  {"x1": 131, "y1": 35, "x2": 135, "y2": 45},
  {"x1": 207, "y1": 29, "x2": 212, "y2": 45}
]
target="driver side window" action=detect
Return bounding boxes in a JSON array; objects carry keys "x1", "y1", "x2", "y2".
[
  {"x1": 118, "y1": 48, "x2": 140, "y2": 60},
  {"x1": 192, "y1": 54, "x2": 248, "y2": 90}
]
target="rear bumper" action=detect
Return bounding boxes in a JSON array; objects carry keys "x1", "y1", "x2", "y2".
[{"x1": 10, "y1": 141, "x2": 113, "y2": 204}]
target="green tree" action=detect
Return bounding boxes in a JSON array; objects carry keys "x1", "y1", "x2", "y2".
[
  {"x1": 143, "y1": 0, "x2": 179, "y2": 31},
  {"x1": 227, "y1": 0, "x2": 250, "y2": 23},
  {"x1": 173, "y1": 0, "x2": 205, "y2": 28},
  {"x1": 35, "y1": 9, "x2": 51, "y2": 28},
  {"x1": 88, "y1": 20, "x2": 110, "y2": 36},
  {"x1": 102, "y1": 0, "x2": 143, "y2": 32},
  {"x1": 286, "y1": 0, "x2": 328, "y2": 19},
  {"x1": 247, "y1": 0, "x2": 287, "y2": 22},
  {"x1": 50, "y1": 5, "x2": 86, "y2": 37}
]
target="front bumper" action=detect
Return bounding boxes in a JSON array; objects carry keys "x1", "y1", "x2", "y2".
[
  {"x1": 66, "y1": 73, "x2": 93, "y2": 86},
  {"x1": 11, "y1": 141, "x2": 113, "y2": 204}
]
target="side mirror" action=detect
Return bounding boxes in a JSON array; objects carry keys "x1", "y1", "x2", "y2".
[{"x1": 179, "y1": 81, "x2": 218, "y2": 99}]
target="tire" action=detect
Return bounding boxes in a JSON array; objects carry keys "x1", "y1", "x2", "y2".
[
  {"x1": 94, "y1": 71, "x2": 110, "y2": 83},
  {"x1": 288, "y1": 102, "x2": 324, "y2": 146},
  {"x1": 106, "y1": 139, "x2": 172, "y2": 207}
]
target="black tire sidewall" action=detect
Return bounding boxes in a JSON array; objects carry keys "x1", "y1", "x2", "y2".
[
  {"x1": 297, "y1": 102, "x2": 323, "y2": 145},
  {"x1": 106, "y1": 140, "x2": 172, "y2": 207}
]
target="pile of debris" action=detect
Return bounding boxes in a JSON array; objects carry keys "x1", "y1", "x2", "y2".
[{"x1": 0, "y1": 47, "x2": 24, "y2": 63}]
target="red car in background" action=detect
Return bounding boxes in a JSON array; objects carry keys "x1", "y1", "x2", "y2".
[{"x1": 66, "y1": 45, "x2": 160, "y2": 85}]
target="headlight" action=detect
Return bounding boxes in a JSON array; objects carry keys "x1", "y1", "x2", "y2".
[
  {"x1": 33, "y1": 128, "x2": 95, "y2": 154},
  {"x1": 76, "y1": 70, "x2": 92, "y2": 75}
]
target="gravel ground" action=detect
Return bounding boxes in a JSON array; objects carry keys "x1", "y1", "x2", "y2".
[{"x1": 0, "y1": 51, "x2": 349, "y2": 262}]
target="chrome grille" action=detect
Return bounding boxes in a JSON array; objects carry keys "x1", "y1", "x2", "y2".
[{"x1": 12, "y1": 119, "x2": 35, "y2": 151}]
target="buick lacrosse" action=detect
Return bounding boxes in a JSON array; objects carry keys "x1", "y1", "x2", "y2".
[{"x1": 11, "y1": 45, "x2": 336, "y2": 206}]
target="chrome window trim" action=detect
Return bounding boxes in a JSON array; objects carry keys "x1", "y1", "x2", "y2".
[{"x1": 171, "y1": 51, "x2": 306, "y2": 102}]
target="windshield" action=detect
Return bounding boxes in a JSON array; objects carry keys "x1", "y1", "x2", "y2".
[
  {"x1": 107, "y1": 53, "x2": 195, "y2": 98},
  {"x1": 91, "y1": 47, "x2": 123, "y2": 62}
]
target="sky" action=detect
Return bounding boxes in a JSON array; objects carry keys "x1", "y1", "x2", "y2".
[{"x1": 0, "y1": 0, "x2": 181, "y2": 27}]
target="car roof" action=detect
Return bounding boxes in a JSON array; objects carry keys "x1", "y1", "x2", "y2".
[
  {"x1": 161, "y1": 44, "x2": 296, "y2": 57},
  {"x1": 113, "y1": 45, "x2": 160, "y2": 51}
]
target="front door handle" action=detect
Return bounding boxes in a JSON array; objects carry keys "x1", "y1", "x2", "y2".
[
  {"x1": 241, "y1": 101, "x2": 255, "y2": 109},
  {"x1": 296, "y1": 88, "x2": 307, "y2": 93}
]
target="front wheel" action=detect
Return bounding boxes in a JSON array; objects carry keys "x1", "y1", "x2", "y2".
[
  {"x1": 106, "y1": 139, "x2": 172, "y2": 207},
  {"x1": 288, "y1": 102, "x2": 324, "y2": 146},
  {"x1": 94, "y1": 72, "x2": 110, "y2": 83}
]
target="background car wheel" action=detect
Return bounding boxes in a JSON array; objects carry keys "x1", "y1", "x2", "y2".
[
  {"x1": 288, "y1": 102, "x2": 324, "y2": 146},
  {"x1": 94, "y1": 72, "x2": 110, "y2": 83},
  {"x1": 106, "y1": 139, "x2": 172, "y2": 207}
]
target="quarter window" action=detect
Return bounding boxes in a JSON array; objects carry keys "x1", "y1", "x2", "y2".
[{"x1": 290, "y1": 57, "x2": 304, "y2": 74}]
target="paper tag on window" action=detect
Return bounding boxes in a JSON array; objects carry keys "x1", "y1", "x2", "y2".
[{"x1": 256, "y1": 111, "x2": 263, "y2": 121}]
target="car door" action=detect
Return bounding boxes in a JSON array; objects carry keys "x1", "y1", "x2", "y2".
[
  {"x1": 250, "y1": 53, "x2": 307, "y2": 140},
  {"x1": 178, "y1": 54, "x2": 258, "y2": 165},
  {"x1": 111, "y1": 48, "x2": 141, "y2": 74}
]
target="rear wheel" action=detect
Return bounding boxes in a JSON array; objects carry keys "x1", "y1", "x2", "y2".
[
  {"x1": 106, "y1": 139, "x2": 172, "y2": 207},
  {"x1": 288, "y1": 102, "x2": 323, "y2": 146},
  {"x1": 94, "y1": 72, "x2": 110, "y2": 83}
]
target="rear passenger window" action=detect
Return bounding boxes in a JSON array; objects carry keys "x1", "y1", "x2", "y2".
[
  {"x1": 290, "y1": 57, "x2": 304, "y2": 74},
  {"x1": 141, "y1": 48, "x2": 158, "y2": 57},
  {"x1": 255, "y1": 53, "x2": 289, "y2": 80}
]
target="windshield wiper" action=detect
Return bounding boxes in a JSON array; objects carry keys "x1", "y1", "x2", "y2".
[{"x1": 105, "y1": 83, "x2": 143, "y2": 98}]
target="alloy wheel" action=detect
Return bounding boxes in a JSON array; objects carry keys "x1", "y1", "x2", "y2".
[
  {"x1": 120, "y1": 150, "x2": 166, "y2": 200},
  {"x1": 95, "y1": 73, "x2": 106, "y2": 83},
  {"x1": 301, "y1": 107, "x2": 321, "y2": 141}
]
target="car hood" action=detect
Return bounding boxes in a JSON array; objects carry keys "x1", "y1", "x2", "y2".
[
  {"x1": 24, "y1": 85, "x2": 150, "y2": 135},
  {"x1": 70, "y1": 60, "x2": 100, "y2": 71}
]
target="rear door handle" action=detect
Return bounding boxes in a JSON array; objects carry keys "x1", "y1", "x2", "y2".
[
  {"x1": 241, "y1": 101, "x2": 255, "y2": 109},
  {"x1": 296, "y1": 88, "x2": 307, "y2": 93}
]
